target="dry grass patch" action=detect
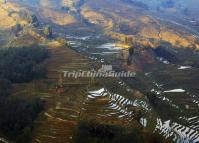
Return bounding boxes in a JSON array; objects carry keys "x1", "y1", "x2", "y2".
[
  {"x1": 81, "y1": 7, "x2": 113, "y2": 29},
  {"x1": 0, "y1": 2, "x2": 29, "y2": 29},
  {"x1": 0, "y1": 7, "x2": 16, "y2": 29},
  {"x1": 41, "y1": 8, "x2": 77, "y2": 26}
]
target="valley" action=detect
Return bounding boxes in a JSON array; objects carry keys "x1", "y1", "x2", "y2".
[{"x1": 0, "y1": 0, "x2": 199, "y2": 143}]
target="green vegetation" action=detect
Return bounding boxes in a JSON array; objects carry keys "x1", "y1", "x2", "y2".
[
  {"x1": 19, "y1": 10, "x2": 39, "y2": 27},
  {"x1": 0, "y1": 46, "x2": 49, "y2": 83},
  {"x1": 0, "y1": 46, "x2": 49, "y2": 142},
  {"x1": 0, "y1": 94, "x2": 43, "y2": 142},
  {"x1": 0, "y1": 79, "x2": 11, "y2": 97},
  {"x1": 146, "y1": 92, "x2": 180, "y2": 120},
  {"x1": 74, "y1": 121, "x2": 168, "y2": 143},
  {"x1": 43, "y1": 25, "x2": 53, "y2": 38},
  {"x1": 11, "y1": 23, "x2": 22, "y2": 37},
  {"x1": 56, "y1": 37, "x2": 69, "y2": 46},
  {"x1": 74, "y1": 121, "x2": 145, "y2": 143},
  {"x1": 154, "y1": 46, "x2": 179, "y2": 63}
]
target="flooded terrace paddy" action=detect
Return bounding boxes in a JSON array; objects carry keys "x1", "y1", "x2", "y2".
[
  {"x1": 27, "y1": 34, "x2": 199, "y2": 143},
  {"x1": 66, "y1": 34, "x2": 199, "y2": 143}
]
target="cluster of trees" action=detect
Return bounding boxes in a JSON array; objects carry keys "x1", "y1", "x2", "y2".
[
  {"x1": 146, "y1": 92, "x2": 180, "y2": 120},
  {"x1": 19, "y1": 10, "x2": 39, "y2": 27},
  {"x1": 0, "y1": 46, "x2": 49, "y2": 83},
  {"x1": 0, "y1": 91, "x2": 43, "y2": 142},
  {"x1": 11, "y1": 23, "x2": 23, "y2": 37},
  {"x1": 11, "y1": 11, "x2": 39, "y2": 36},
  {"x1": 43, "y1": 25, "x2": 53, "y2": 38},
  {"x1": 192, "y1": 61, "x2": 199, "y2": 68},
  {"x1": 154, "y1": 46, "x2": 179, "y2": 64},
  {"x1": 0, "y1": 46, "x2": 49, "y2": 142},
  {"x1": 127, "y1": 48, "x2": 135, "y2": 65},
  {"x1": 74, "y1": 121, "x2": 145, "y2": 143},
  {"x1": 17, "y1": 10, "x2": 54, "y2": 39},
  {"x1": 74, "y1": 121, "x2": 168, "y2": 143}
]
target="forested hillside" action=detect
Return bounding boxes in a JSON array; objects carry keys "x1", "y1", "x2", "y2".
[{"x1": 0, "y1": 46, "x2": 49, "y2": 142}]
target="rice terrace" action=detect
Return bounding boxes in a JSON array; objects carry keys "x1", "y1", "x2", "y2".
[{"x1": 0, "y1": 0, "x2": 199, "y2": 143}]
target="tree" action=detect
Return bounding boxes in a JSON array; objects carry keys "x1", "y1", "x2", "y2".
[
  {"x1": 56, "y1": 37, "x2": 69, "y2": 46},
  {"x1": 0, "y1": 46, "x2": 46, "y2": 142},
  {"x1": 11, "y1": 23, "x2": 22, "y2": 37},
  {"x1": 0, "y1": 79, "x2": 12, "y2": 97},
  {"x1": 19, "y1": 10, "x2": 39, "y2": 27},
  {"x1": 0, "y1": 96, "x2": 43, "y2": 140},
  {"x1": 0, "y1": 46, "x2": 49, "y2": 83},
  {"x1": 43, "y1": 25, "x2": 53, "y2": 38},
  {"x1": 127, "y1": 48, "x2": 134, "y2": 65},
  {"x1": 146, "y1": 93, "x2": 158, "y2": 107}
]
